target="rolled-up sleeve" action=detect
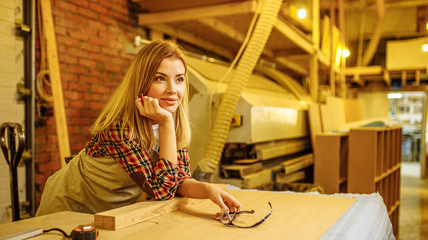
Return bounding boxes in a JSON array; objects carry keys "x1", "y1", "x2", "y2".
[
  {"x1": 98, "y1": 123, "x2": 182, "y2": 200},
  {"x1": 177, "y1": 148, "x2": 192, "y2": 184}
]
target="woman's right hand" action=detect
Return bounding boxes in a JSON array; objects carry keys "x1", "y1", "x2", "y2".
[{"x1": 135, "y1": 95, "x2": 173, "y2": 124}]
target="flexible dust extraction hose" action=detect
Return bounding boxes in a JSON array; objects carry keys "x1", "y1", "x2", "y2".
[{"x1": 193, "y1": 0, "x2": 283, "y2": 181}]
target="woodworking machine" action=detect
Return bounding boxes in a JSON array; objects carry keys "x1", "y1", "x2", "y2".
[{"x1": 187, "y1": 55, "x2": 313, "y2": 187}]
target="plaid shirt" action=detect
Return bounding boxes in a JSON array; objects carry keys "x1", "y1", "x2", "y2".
[{"x1": 85, "y1": 121, "x2": 192, "y2": 200}]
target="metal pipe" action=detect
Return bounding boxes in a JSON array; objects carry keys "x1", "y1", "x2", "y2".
[{"x1": 362, "y1": 0, "x2": 385, "y2": 66}]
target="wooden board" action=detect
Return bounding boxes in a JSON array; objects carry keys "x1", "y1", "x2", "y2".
[
  {"x1": 94, "y1": 197, "x2": 202, "y2": 230},
  {"x1": 0, "y1": 190, "x2": 356, "y2": 240},
  {"x1": 281, "y1": 153, "x2": 314, "y2": 174},
  {"x1": 40, "y1": 0, "x2": 70, "y2": 166},
  {"x1": 308, "y1": 103, "x2": 323, "y2": 149},
  {"x1": 221, "y1": 163, "x2": 263, "y2": 178}
]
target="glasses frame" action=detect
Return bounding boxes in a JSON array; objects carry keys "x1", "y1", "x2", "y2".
[{"x1": 220, "y1": 202, "x2": 273, "y2": 228}]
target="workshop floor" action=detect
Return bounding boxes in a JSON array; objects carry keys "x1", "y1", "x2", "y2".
[{"x1": 399, "y1": 161, "x2": 428, "y2": 240}]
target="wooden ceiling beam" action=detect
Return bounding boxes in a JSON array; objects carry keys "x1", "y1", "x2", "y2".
[
  {"x1": 138, "y1": 0, "x2": 257, "y2": 25},
  {"x1": 148, "y1": 24, "x2": 235, "y2": 59},
  {"x1": 345, "y1": 65, "x2": 384, "y2": 76},
  {"x1": 197, "y1": 18, "x2": 245, "y2": 42},
  {"x1": 321, "y1": 0, "x2": 428, "y2": 11},
  {"x1": 273, "y1": 19, "x2": 315, "y2": 55}
]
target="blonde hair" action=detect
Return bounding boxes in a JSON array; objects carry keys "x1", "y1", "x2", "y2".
[{"x1": 90, "y1": 40, "x2": 191, "y2": 150}]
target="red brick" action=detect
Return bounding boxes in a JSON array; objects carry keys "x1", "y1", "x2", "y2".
[
  {"x1": 79, "y1": 59, "x2": 96, "y2": 67},
  {"x1": 77, "y1": 7, "x2": 99, "y2": 20},
  {"x1": 104, "y1": 64, "x2": 121, "y2": 72},
  {"x1": 89, "y1": 2, "x2": 109, "y2": 15},
  {"x1": 81, "y1": 26, "x2": 98, "y2": 36},
  {"x1": 90, "y1": 37, "x2": 110, "y2": 47},
  {"x1": 35, "y1": 173, "x2": 48, "y2": 185},
  {"x1": 47, "y1": 135, "x2": 58, "y2": 144},
  {"x1": 69, "y1": 101, "x2": 87, "y2": 108},
  {"x1": 67, "y1": 82, "x2": 85, "y2": 92},
  {"x1": 90, "y1": 102, "x2": 105, "y2": 110},
  {"x1": 101, "y1": 48, "x2": 119, "y2": 56},
  {"x1": 68, "y1": 126, "x2": 81, "y2": 134},
  {"x1": 59, "y1": 55, "x2": 78, "y2": 65},
  {"x1": 80, "y1": 75, "x2": 99, "y2": 84},
  {"x1": 87, "y1": 19, "x2": 107, "y2": 31},
  {"x1": 92, "y1": 86, "x2": 110, "y2": 94},
  {"x1": 68, "y1": 65, "x2": 90, "y2": 75},
  {"x1": 41, "y1": 145, "x2": 57, "y2": 153},
  {"x1": 66, "y1": 14, "x2": 89, "y2": 25},
  {"x1": 69, "y1": 0, "x2": 88, "y2": 7},
  {"x1": 66, "y1": 109, "x2": 80, "y2": 117},
  {"x1": 35, "y1": 153, "x2": 50, "y2": 164},
  {"x1": 70, "y1": 117, "x2": 91, "y2": 125},
  {"x1": 56, "y1": 35, "x2": 79, "y2": 47},
  {"x1": 55, "y1": 1, "x2": 76, "y2": 12},
  {"x1": 67, "y1": 29, "x2": 89, "y2": 41},
  {"x1": 99, "y1": 15, "x2": 116, "y2": 26},
  {"x1": 62, "y1": 73, "x2": 78, "y2": 82},
  {"x1": 81, "y1": 42, "x2": 101, "y2": 53}
]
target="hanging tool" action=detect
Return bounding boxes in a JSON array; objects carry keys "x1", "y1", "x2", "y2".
[{"x1": 0, "y1": 122, "x2": 25, "y2": 221}]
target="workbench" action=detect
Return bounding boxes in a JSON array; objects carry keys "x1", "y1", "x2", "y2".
[{"x1": 0, "y1": 189, "x2": 394, "y2": 240}]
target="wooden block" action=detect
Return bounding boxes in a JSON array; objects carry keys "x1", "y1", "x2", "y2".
[
  {"x1": 221, "y1": 163, "x2": 263, "y2": 178},
  {"x1": 276, "y1": 170, "x2": 306, "y2": 184},
  {"x1": 94, "y1": 197, "x2": 201, "y2": 230},
  {"x1": 243, "y1": 169, "x2": 272, "y2": 189},
  {"x1": 282, "y1": 154, "x2": 314, "y2": 174},
  {"x1": 233, "y1": 158, "x2": 260, "y2": 164}
]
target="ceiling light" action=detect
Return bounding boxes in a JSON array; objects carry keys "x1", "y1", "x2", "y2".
[
  {"x1": 342, "y1": 49, "x2": 350, "y2": 58},
  {"x1": 423, "y1": 44, "x2": 428, "y2": 52},
  {"x1": 387, "y1": 93, "x2": 402, "y2": 99},
  {"x1": 298, "y1": 9, "x2": 306, "y2": 19}
]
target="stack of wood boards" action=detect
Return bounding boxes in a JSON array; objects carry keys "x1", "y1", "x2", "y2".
[{"x1": 220, "y1": 153, "x2": 314, "y2": 189}]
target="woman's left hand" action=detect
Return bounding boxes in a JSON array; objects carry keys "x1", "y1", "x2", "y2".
[{"x1": 207, "y1": 184, "x2": 242, "y2": 216}]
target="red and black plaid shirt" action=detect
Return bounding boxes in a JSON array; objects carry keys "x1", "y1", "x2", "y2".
[{"x1": 84, "y1": 120, "x2": 192, "y2": 200}]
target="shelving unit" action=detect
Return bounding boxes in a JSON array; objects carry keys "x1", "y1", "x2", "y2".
[
  {"x1": 348, "y1": 127, "x2": 402, "y2": 236},
  {"x1": 314, "y1": 132, "x2": 348, "y2": 194}
]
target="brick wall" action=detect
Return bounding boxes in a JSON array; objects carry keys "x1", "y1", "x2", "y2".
[{"x1": 35, "y1": 0, "x2": 143, "y2": 205}]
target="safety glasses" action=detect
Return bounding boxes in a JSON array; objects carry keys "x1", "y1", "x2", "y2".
[{"x1": 220, "y1": 202, "x2": 272, "y2": 228}]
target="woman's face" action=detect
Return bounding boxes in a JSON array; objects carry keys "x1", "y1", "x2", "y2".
[{"x1": 146, "y1": 57, "x2": 186, "y2": 114}]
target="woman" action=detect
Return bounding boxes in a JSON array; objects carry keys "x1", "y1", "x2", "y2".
[{"x1": 36, "y1": 40, "x2": 242, "y2": 217}]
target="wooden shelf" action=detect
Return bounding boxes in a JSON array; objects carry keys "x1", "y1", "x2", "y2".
[
  {"x1": 348, "y1": 126, "x2": 402, "y2": 237},
  {"x1": 314, "y1": 132, "x2": 349, "y2": 194}
]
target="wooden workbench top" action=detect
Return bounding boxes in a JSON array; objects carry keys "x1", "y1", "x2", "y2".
[{"x1": 0, "y1": 189, "x2": 356, "y2": 240}]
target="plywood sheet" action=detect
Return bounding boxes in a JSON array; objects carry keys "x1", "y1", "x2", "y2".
[
  {"x1": 344, "y1": 99, "x2": 363, "y2": 123},
  {"x1": 103, "y1": 190, "x2": 356, "y2": 240},
  {"x1": 107, "y1": 190, "x2": 355, "y2": 240},
  {"x1": 321, "y1": 96, "x2": 345, "y2": 132}
]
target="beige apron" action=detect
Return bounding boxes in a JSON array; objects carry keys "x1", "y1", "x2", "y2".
[{"x1": 36, "y1": 150, "x2": 143, "y2": 216}]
